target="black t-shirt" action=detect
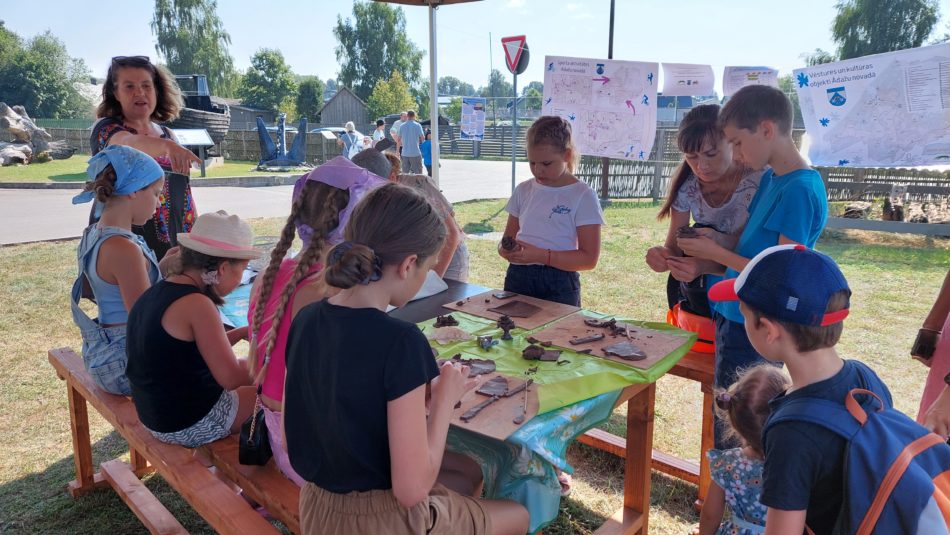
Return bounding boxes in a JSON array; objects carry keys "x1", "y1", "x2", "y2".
[
  {"x1": 283, "y1": 299, "x2": 439, "y2": 493},
  {"x1": 761, "y1": 359, "x2": 893, "y2": 534},
  {"x1": 126, "y1": 281, "x2": 224, "y2": 432}
]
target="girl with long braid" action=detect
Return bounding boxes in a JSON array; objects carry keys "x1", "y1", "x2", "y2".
[{"x1": 246, "y1": 157, "x2": 386, "y2": 485}]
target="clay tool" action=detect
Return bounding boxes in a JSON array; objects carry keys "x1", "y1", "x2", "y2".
[
  {"x1": 512, "y1": 379, "x2": 533, "y2": 424},
  {"x1": 460, "y1": 395, "x2": 500, "y2": 422},
  {"x1": 569, "y1": 333, "x2": 605, "y2": 345}
]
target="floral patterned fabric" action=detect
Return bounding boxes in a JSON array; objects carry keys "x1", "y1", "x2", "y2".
[
  {"x1": 707, "y1": 447, "x2": 767, "y2": 534},
  {"x1": 90, "y1": 118, "x2": 197, "y2": 257}
]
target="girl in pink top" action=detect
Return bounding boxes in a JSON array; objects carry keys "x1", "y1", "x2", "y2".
[{"x1": 247, "y1": 157, "x2": 386, "y2": 485}]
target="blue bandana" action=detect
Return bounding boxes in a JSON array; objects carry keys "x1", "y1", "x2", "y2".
[{"x1": 72, "y1": 145, "x2": 165, "y2": 205}]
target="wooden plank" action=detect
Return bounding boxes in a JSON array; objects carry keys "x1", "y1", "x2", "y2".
[
  {"x1": 200, "y1": 439, "x2": 301, "y2": 535},
  {"x1": 624, "y1": 383, "x2": 655, "y2": 534},
  {"x1": 577, "y1": 429, "x2": 700, "y2": 484},
  {"x1": 66, "y1": 383, "x2": 95, "y2": 497},
  {"x1": 450, "y1": 373, "x2": 539, "y2": 441},
  {"x1": 826, "y1": 216, "x2": 950, "y2": 236},
  {"x1": 593, "y1": 507, "x2": 643, "y2": 535},
  {"x1": 530, "y1": 314, "x2": 688, "y2": 370},
  {"x1": 101, "y1": 459, "x2": 188, "y2": 535},
  {"x1": 440, "y1": 290, "x2": 580, "y2": 330}
]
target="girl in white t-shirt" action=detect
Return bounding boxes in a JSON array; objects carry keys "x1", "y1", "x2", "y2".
[
  {"x1": 498, "y1": 115, "x2": 605, "y2": 307},
  {"x1": 645, "y1": 104, "x2": 763, "y2": 321}
]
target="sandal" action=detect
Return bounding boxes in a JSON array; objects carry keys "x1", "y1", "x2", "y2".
[{"x1": 556, "y1": 471, "x2": 572, "y2": 497}]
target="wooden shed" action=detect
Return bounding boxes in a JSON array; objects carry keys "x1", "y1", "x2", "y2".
[{"x1": 317, "y1": 87, "x2": 369, "y2": 127}]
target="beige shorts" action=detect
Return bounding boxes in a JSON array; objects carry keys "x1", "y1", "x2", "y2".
[{"x1": 300, "y1": 481, "x2": 491, "y2": 535}]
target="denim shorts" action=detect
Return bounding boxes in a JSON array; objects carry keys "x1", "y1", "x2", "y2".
[
  {"x1": 148, "y1": 390, "x2": 238, "y2": 448},
  {"x1": 504, "y1": 264, "x2": 581, "y2": 307},
  {"x1": 444, "y1": 241, "x2": 470, "y2": 283},
  {"x1": 79, "y1": 323, "x2": 132, "y2": 396}
]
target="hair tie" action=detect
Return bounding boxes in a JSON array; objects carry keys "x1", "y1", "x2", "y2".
[
  {"x1": 715, "y1": 392, "x2": 736, "y2": 411},
  {"x1": 327, "y1": 241, "x2": 384, "y2": 285}
]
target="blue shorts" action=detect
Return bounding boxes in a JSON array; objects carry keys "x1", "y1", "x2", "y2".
[
  {"x1": 79, "y1": 323, "x2": 131, "y2": 396},
  {"x1": 504, "y1": 264, "x2": 581, "y2": 307}
]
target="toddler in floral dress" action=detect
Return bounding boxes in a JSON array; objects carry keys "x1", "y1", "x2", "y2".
[{"x1": 695, "y1": 364, "x2": 789, "y2": 535}]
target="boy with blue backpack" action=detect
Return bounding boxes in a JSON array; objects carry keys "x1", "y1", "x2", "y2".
[{"x1": 709, "y1": 244, "x2": 950, "y2": 535}]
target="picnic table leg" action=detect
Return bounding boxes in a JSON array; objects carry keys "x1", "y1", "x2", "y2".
[
  {"x1": 695, "y1": 383, "x2": 714, "y2": 510},
  {"x1": 66, "y1": 383, "x2": 96, "y2": 497},
  {"x1": 626, "y1": 383, "x2": 655, "y2": 535},
  {"x1": 130, "y1": 447, "x2": 152, "y2": 477}
]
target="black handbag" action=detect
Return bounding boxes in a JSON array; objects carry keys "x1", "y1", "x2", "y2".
[{"x1": 239, "y1": 386, "x2": 272, "y2": 466}]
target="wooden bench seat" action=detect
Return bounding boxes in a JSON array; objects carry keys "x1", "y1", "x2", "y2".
[{"x1": 49, "y1": 347, "x2": 300, "y2": 534}]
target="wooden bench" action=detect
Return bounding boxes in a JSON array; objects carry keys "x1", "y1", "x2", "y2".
[{"x1": 49, "y1": 347, "x2": 300, "y2": 534}]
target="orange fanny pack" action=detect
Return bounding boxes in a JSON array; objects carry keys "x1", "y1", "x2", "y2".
[{"x1": 667, "y1": 303, "x2": 716, "y2": 354}]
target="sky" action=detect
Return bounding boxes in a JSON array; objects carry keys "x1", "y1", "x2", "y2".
[{"x1": 4, "y1": 0, "x2": 950, "y2": 95}]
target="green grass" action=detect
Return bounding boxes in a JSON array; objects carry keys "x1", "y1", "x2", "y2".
[
  {"x1": 1, "y1": 203, "x2": 947, "y2": 534},
  {"x1": 0, "y1": 156, "x2": 299, "y2": 183}
]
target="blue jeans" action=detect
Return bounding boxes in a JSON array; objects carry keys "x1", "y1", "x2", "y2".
[
  {"x1": 504, "y1": 264, "x2": 581, "y2": 307},
  {"x1": 712, "y1": 311, "x2": 774, "y2": 449}
]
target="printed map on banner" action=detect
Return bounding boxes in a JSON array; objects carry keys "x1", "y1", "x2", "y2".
[
  {"x1": 543, "y1": 55, "x2": 658, "y2": 161},
  {"x1": 795, "y1": 43, "x2": 950, "y2": 167},
  {"x1": 460, "y1": 97, "x2": 487, "y2": 141}
]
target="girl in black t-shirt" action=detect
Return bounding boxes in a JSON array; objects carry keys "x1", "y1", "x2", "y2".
[{"x1": 283, "y1": 184, "x2": 529, "y2": 535}]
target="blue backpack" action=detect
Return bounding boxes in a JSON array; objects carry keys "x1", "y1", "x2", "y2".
[{"x1": 765, "y1": 388, "x2": 950, "y2": 535}]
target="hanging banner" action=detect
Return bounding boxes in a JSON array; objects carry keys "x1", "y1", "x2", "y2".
[
  {"x1": 660, "y1": 63, "x2": 715, "y2": 96},
  {"x1": 722, "y1": 66, "x2": 779, "y2": 97},
  {"x1": 542, "y1": 55, "x2": 659, "y2": 161},
  {"x1": 795, "y1": 42, "x2": 950, "y2": 167},
  {"x1": 460, "y1": 97, "x2": 487, "y2": 141}
]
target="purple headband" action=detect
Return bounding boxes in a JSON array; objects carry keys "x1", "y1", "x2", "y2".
[{"x1": 293, "y1": 156, "x2": 387, "y2": 248}]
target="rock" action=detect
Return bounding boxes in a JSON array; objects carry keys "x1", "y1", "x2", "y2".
[
  {"x1": 0, "y1": 141, "x2": 32, "y2": 165},
  {"x1": 46, "y1": 140, "x2": 76, "y2": 160}
]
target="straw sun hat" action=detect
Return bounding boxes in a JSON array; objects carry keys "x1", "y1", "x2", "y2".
[{"x1": 176, "y1": 210, "x2": 262, "y2": 260}]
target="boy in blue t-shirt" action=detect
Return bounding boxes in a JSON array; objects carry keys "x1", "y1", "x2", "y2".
[
  {"x1": 420, "y1": 130, "x2": 433, "y2": 177},
  {"x1": 708, "y1": 244, "x2": 892, "y2": 535},
  {"x1": 675, "y1": 85, "x2": 828, "y2": 447}
]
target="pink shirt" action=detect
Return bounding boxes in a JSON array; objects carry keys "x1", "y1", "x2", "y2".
[{"x1": 248, "y1": 258, "x2": 322, "y2": 401}]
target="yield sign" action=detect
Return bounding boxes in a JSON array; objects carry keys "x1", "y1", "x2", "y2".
[{"x1": 501, "y1": 35, "x2": 527, "y2": 74}]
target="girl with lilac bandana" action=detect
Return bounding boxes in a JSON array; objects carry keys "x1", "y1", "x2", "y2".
[
  {"x1": 70, "y1": 145, "x2": 166, "y2": 395},
  {"x1": 245, "y1": 156, "x2": 386, "y2": 485}
]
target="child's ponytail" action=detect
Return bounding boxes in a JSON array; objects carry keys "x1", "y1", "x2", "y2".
[
  {"x1": 325, "y1": 243, "x2": 381, "y2": 289},
  {"x1": 714, "y1": 365, "x2": 789, "y2": 455}
]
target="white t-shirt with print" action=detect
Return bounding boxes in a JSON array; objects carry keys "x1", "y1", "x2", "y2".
[
  {"x1": 505, "y1": 179, "x2": 605, "y2": 263},
  {"x1": 670, "y1": 169, "x2": 764, "y2": 235}
]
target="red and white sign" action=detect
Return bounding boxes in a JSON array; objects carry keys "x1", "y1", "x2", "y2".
[{"x1": 501, "y1": 35, "x2": 527, "y2": 74}]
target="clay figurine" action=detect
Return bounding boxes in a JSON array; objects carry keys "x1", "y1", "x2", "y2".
[
  {"x1": 501, "y1": 235, "x2": 518, "y2": 251},
  {"x1": 602, "y1": 341, "x2": 648, "y2": 361},
  {"x1": 522, "y1": 345, "x2": 561, "y2": 361},
  {"x1": 448, "y1": 354, "x2": 496, "y2": 376},
  {"x1": 497, "y1": 315, "x2": 516, "y2": 340},
  {"x1": 569, "y1": 333, "x2": 606, "y2": 345},
  {"x1": 434, "y1": 314, "x2": 459, "y2": 328},
  {"x1": 477, "y1": 335, "x2": 498, "y2": 351},
  {"x1": 676, "y1": 225, "x2": 700, "y2": 238}
]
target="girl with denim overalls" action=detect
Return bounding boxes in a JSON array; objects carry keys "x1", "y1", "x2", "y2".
[{"x1": 71, "y1": 145, "x2": 165, "y2": 395}]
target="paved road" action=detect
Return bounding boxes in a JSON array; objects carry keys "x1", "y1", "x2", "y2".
[{"x1": 0, "y1": 159, "x2": 532, "y2": 245}]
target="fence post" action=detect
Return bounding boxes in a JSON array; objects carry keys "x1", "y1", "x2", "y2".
[{"x1": 651, "y1": 129, "x2": 668, "y2": 202}]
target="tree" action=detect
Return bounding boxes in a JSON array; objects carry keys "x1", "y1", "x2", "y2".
[
  {"x1": 238, "y1": 49, "x2": 297, "y2": 113},
  {"x1": 366, "y1": 71, "x2": 415, "y2": 122},
  {"x1": 333, "y1": 1, "x2": 424, "y2": 101},
  {"x1": 444, "y1": 97, "x2": 462, "y2": 123},
  {"x1": 151, "y1": 0, "x2": 237, "y2": 95},
  {"x1": 523, "y1": 87, "x2": 543, "y2": 112},
  {"x1": 801, "y1": 48, "x2": 837, "y2": 66},
  {"x1": 778, "y1": 74, "x2": 804, "y2": 128},
  {"x1": 478, "y1": 69, "x2": 514, "y2": 122},
  {"x1": 412, "y1": 78, "x2": 430, "y2": 119},
  {"x1": 296, "y1": 77, "x2": 325, "y2": 122},
  {"x1": 438, "y1": 76, "x2": 475, "y2": 97},
  {"x1": 324, "y1": 78, "x2": 338, "y2": 101},
  {"x1": 831, "y1": 0, "x2": 939, "y2": 60},
  {"x1": 521, "y1": 81, "x2": 543, "y2": 98},
  {"x1": 0, "y1": 30, "x2": 92, "y2": 118}
]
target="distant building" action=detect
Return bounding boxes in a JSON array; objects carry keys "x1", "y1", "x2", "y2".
[
  {"x1": 317, "y1": 87, "x2": 368, "y2": 127},
  {"x1": 214, "y1": 97, "x2": 277, "y2": 130}
]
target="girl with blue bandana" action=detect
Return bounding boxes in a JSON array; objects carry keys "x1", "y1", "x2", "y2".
[{"x1": 70, "y1": 144, "x2": 165, "y2": 395}]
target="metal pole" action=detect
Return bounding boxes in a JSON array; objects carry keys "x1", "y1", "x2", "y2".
[
  {"x1": 511, "y1": 73, "x2": 517, "y2": 194},
  {"x1": 599, "y1": 0, "x2": 616, "y2": 205},
  {"x1": 429, "y1": 3, "x2": 440, "y2": 187}
]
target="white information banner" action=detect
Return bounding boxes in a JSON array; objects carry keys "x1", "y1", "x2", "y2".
[
  {"x1": 722, "y1": 66, "x2": 779, "y2": 97},
  {"x1": 542, "y1": 55, "x2": 658, "y2": 161},
  {"x1": 795, "y1": 43, "x2": 950, "y2": 167},
  {"x1": 460, "y1": 97, "x2": 486, "y2": 141},
  {"x1": 661, "y1": 63, "x2": 715, "y2": 96}
]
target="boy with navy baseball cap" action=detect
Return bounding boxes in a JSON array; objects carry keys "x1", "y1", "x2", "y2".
[{"x1": 709, "y1": 244, "x2": 893, "y2": 534}]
